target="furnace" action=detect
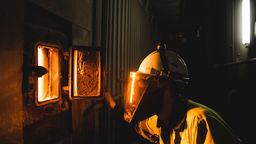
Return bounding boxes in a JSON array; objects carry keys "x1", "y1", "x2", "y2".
[
  {"x1": 22, "y1": 2, "x2": 103, "y2": 143},
  {"x1": 22, "y1": 2, "x2": 72, "y2": 143}
]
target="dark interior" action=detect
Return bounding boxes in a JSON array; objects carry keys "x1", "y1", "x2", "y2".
[{"x1": 0, "y1": 0, "x2": 255, "y2": 143}]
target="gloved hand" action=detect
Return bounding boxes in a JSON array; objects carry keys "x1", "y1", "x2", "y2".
[{"x1": 104, "y1": 90, "x2": 116, "y2": 110}]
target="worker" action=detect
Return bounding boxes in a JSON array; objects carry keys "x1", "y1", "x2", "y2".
[{"x1": 104, "y1": 43, "x2": 241, "y2": 144}]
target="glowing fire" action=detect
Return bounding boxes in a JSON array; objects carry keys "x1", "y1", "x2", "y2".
[
  {"x1": 37, "y1": 45, "x2": 59, "y2": 103},
  {"x1": 73, "y1": 50, "x2": 78, "y2": 96},
  {"x1": 130, "y1": 72, "x2": 136, "y2": 103}
]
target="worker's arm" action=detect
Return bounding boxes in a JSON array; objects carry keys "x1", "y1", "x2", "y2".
[
  {"x1": 104, "y1": 91, "x2": 116, "y2": 110},
  {"x1": 104, "y1": 91, "x2": 154, "y2": 144},
  {"x1": 104, "y1": 90, "x2": 127, "y2": 121}
]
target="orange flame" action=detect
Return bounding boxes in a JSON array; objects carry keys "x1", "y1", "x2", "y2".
[
  {"x1": 37, "y1": 45, "x2": 59, "y2": 103},
  {"x1": 38, "y1": 46, "x2": 48, "y2": 102}
]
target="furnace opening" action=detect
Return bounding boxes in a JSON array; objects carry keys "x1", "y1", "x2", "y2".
[{"x1": 37, "y1": 45, "x2": 60, "y2": 105}]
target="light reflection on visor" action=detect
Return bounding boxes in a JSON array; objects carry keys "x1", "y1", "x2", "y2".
[
  {"x1": 129, "y1": 72, "x2": 136, "y2": 104},
  {"x1": 124, "y1": 72, "x2": 158, "y2": 123}
]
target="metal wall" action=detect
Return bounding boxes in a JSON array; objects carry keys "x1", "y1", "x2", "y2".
[
  {"x1": 101, "y1": 0, "x2": 158, "y2": 143},
  {"x1": 0, "y1": 0, "x2": 24, "y2": 143}
]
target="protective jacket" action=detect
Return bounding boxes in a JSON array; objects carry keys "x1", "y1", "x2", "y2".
[{"x1": 134, "y1": 100, "x2": 239, "y2": 144}]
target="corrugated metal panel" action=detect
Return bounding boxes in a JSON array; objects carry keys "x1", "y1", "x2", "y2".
[{"x1": 101, "y1": 0, "x2": 158, "y2": 143}]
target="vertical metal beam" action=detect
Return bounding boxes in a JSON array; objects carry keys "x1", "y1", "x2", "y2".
[
  {"x1": 116, "y1": 0, "x2": 121, "y2": 101},
  {"x1": 108, "y1": 1, "x2": 113, "y2": 143},
  {"x1": 124, "y1": 0, "x2": 128, "y2": 82},
  {"x1": 121, "y1": 0, "x2": 125, "y2": 101}
]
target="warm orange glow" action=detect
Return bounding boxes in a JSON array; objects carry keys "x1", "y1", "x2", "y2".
[
  {"x1": 73, "y1": 50, "x2": 78, "y2": 96},
  {"x1": 129, "y1": 72, "x2": 136, "y2": 103},
  {"x1": 37, "y1": 45, "x2": 59, "y2": 103},
  {"x1": 38, "y1": 47, "x2": 47, "y2": 102},
  {"x1": 157, "y1": 44, "x2": 161, "y2": 50},
  {"x1": 73, "y1": 50, "x2": 101, "y2": 97}
]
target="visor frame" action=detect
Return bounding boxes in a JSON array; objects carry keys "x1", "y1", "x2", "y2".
[{"x1": 124, "y1": 72, "x2": 161, "y2": 123}]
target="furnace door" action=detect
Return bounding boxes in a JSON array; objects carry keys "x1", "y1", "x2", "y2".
[{"x1": 69, "y1": 46, "x2": 102, "y2": 100}]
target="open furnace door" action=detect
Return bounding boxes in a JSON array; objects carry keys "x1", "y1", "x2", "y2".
[{"x1": 69, "y1": 46, "x2": 103, "y2": 100}]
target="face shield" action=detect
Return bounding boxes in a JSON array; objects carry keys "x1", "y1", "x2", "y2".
[{"x1": 124, "y1": 72, "x2": 162, "y2": 123}]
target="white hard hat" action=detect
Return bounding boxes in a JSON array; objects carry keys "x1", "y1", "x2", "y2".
[
  {"x1": 124, "y1": 49, "x2": 189, "y2": 123},
  {"x1": 123, "y1": 49, "x2": 189, "y2": 123},
  {"x1": 138, "y1": 50, "x2": 189, "y2": 81}
]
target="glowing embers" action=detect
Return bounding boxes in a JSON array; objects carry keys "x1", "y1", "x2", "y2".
[
  {"x1": 37, "y1": 45, "x2": 60, "y2": 105},
  {"x1": 72, "y1": 50, "x2": 101, "y2": 98}
]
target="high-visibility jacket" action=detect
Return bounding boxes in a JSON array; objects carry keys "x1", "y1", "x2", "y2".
[{"x1": 135, "y1": 100, "x2": 240, "y2": 144}]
